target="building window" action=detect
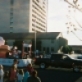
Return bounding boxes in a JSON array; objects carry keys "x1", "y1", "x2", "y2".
[
  {"x1": 51, "y1": 47, "x2": 54, "y2": 52},
  {"x1": 10, "y1": 26, "x2": 13, "y2": 28},
  {"x1": 51, "y1": 39, "x2": 54, "y2": 43},
  {"x1": 32, "y1": 1, "x2": 46, "y2": 14},
  {"x1": 36, "y1": 26, "x2": 45, "y2": 31},
  {"x1": 32, "y1": 28, "x2": 35, "y2": 31},
  {"x1": 47, "y1": 47, "x2": 49, "y2": 53},
  {"x1": 10, "y1": 27, "x2": 13, "y2": 33},
  {"x1": 10, "y1": 12, "x2": 13, "y2": 16},
  {"x1": 32, "y1": 24, "x2": 35, "y2": 27},
  {"x1": 32, "y1": 28, "x2": 40, "y2": 33},
  {"x1": 10, "y1": 0, "x2": 14, "y2": 5},
  {"x1": 43, "y1": 47, "x2": 45, "y2": 51},
  {"x1": 10, "y1": 22, "x2": 13, "y2": 24},
  {"x1": 32, "y1": 19, "x2": 35, "y2": 22},
  {"x1": 32, "y1": 14, "x2": 36, "y2": 18}
]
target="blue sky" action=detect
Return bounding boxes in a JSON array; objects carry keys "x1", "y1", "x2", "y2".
[{"x1": 48, "y1": 0, "x2": 82, "y2": 45}]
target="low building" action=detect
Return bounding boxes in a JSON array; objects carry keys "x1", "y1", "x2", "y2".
[
  {"x1": 0, "y1": 32, "x2": 68, "y2": 53},
  {"x1": 69, "y1": 45, "x2": 82, "y2": 54}
]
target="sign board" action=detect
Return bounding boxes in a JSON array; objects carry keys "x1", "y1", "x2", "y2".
[
  {"x1": 23, "y1": 43, "x2": 32, "y2": 47},
  {"x1": 0, "y1": 58, "x2": 32, "y2": 67}
]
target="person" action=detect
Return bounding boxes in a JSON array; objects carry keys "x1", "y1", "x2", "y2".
[
  {"x1": 0, "y1": 65, "x2": 4, "y2": 82},
  {"x1": 27, "y1": 64, "x2": 34, "y2": 75},
  {"x1": 27, "y1": 70, "x2": 41, "y2": 82},
  {"x1": 12, "y1": 59, "x2": 19, "y2": 69},
  {"x1": 4, "y1": 71, "x2": 9, "y2": 82},
  {"x1": 9, "y1": 65, "x2": 17, "y2": 82},
  {"x1": 17, "y1": 69, "x2": 24, "y2": 82},
  {"x1": 23, "y1": 69, "x2": 30, "y2": 82},
  {"x1": 12, "y1": 48, "x2": 19, "y2": 58}
]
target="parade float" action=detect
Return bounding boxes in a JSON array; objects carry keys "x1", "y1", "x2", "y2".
[{"x1": 0, "y1": 37, "x2": 32, "y2": 67}]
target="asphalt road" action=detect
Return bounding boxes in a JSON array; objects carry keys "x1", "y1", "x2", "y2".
[{"x1": 35, "y1": 67, "x2": 82, "y2": 82}]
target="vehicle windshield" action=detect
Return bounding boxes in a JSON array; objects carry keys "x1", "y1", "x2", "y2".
[{"x1": 67, "y1": 54, "x2": 82, "y2": 60}]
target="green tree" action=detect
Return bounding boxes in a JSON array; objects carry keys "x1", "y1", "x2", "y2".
[{"x1": 61, "y1": 45, "x2": 72, "y2": 54}]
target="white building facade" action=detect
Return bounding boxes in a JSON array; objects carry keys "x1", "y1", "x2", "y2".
[{"x1": 0, "y1": 0, "x2": 48, "y2": 33}]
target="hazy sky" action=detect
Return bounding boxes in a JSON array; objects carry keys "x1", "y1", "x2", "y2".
[{"x1": 48, "y1": 0, "x2": 82, "y2": 45}]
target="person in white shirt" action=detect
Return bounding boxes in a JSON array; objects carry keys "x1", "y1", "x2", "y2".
[
  {"x1": 17, "y1": 69, "x2": 24, "y2": 82},
  {"x1": 0, "y1": 65, "x2": 4, "y2": 82}
]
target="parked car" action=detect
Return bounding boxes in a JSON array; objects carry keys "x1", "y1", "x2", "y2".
[{"x1": 34, "y1": 53, "x2": 82, "y2": 72}]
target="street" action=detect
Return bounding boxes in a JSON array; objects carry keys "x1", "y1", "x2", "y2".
[{"x1": 35, "y1": 67, "x2": 82, "y2": 82}]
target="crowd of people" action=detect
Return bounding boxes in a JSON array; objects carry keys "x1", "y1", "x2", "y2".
[
  {"x1": 0, "y1": 59, "x2": 41, "y2": 82},
  {"x1": 0, "y1": 37, "x2": 42, "y2": 82},
  {"x1": 6, "y1": 47, "x2": 44, "y2": 59},
  {"x1": 6, "y1": 46, "x2": 26, "y2": 59},
  {"x1": 6, "y1": 46, "x2": 42, "y2": 59}
]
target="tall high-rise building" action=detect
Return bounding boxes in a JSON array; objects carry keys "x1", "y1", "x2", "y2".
[{"x1": 0, "y1": 0, "x2": 48, "y2": 33}]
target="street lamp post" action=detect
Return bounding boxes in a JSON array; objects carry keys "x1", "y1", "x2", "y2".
[
  {"x1": 34, "y1": 16, "x2": 37, "y2": 56},
  {"x1": 35, "y1": 30, "x2": 36, "y2": 53}
]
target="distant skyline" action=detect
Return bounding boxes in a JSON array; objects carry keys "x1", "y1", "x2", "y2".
[{"x1": 48, "y1": 0, "x2": 82, "y2": 45}]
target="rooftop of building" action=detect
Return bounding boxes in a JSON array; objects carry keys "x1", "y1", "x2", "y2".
[{"x1": 0, "y1": 32, "x2": 62, "y2": 39}]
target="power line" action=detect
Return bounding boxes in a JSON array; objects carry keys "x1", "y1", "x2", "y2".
[
  {"x1": 70, "y1": 16, "x2": 82, "y2": 31},
  {"x1": 72, "y1": 16, "x2": 82, "y2": 28},
  {"x1": 63, "y1": 0, "x2": 82, "y2": 41},
  {"x1": 71, "y1": 31, "x2": 82, "y2": 41}
]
